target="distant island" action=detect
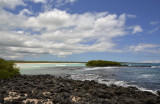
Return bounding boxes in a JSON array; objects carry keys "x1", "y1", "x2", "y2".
[{"x1": 86, "y1": 60, "x2": 121, "y2": 67}]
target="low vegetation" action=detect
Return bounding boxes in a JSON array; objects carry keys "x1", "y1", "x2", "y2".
[
  {"x1": 0, "y1": 58, "x2": 20, "y2": 79},
  {"x1": 86, "y1": 60, "x2": 121, "y2": 67}
]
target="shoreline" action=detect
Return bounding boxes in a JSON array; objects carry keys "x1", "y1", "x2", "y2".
[
  {"x1": 15, "y1": 63, "x2": 86, "y2": 64},
  {"x1": 15, "y1": 62, "x2": 159, "y2": 68},
  {"x1": 0, "y1": 75, "x2": 160, "y2": 104}
]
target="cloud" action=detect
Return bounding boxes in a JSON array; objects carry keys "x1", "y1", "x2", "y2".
[
  {"x1": 148, "y1": 27, "x2": 159, "y2": 34},
  {"x1": 32, "y1": 0, "x2": 46, "y2": 3},
  {"x1": 19, "y1": 8, "x2": 33, "y2": 16},
  {"x1": 150, "y1": 21, "x2": 159, "y2": 25},
  {"x1": 142, "y1": 60, "x2": 160, "y2": 63},
  {"x1": 56, "y1": 0, "x2": 77, "y2": 4},
  {"x1": 126, "y1": 14, "x2": 137, "y2": 18},
  {"x1": 1, "y1": 2, "x2": 149, "y2": 59},
  {"x1": 128, "y1": 43, "x2": 159, "y2": 53},
  {"x1": 0, "y1": 0, "x2": 25, "y2": 9},
  {"x1": 38, "y1": 0, "x2": 77, "y2": 11},
  {"x1": 0, "y1": 8, "x2": 130, "y2": 58},
  {"x1": 148, "y1": 21, "x2": 159, "y2": 34},
  {"x1": 55, "y1": 0, "x2": 77, "y2": 7},
  {"x1": 130, "y1": 25, "x2": 143, "y2": 34},
  {"x1": 0, "y1": 10, "x2": 27, "y2": 31}
]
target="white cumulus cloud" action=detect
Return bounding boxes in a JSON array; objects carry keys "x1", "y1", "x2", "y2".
[
  {"x1": 0, "y1": 2, "x2": 149, "y2": 59},
  {"x1": 130, "y1": 25, "x2": 143, "y2": 34},
  {"x1": 0, "y1": 8, "x2": 129, "y2": 58},
  {"x1": 0, "y1": 0, "x2": 25, "y2": 9}
]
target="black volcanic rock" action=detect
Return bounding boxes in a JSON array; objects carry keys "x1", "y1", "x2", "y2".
[
  {"x1": 157, "y1": 91, "x2": 160, "y2": 96},
  {"x1": 0, "y1": 94, "x2": 4, "y2": 104},
  {"x1": 0, "y1": 75, "x2": 159, "y2": 104}
]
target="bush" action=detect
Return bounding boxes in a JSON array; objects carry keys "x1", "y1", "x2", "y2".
[
  {"x1": 0, "y1": 58, "x2": 20, "y2": 79},
  {"x1": 86, "y1": 60, "x2": 121, "y2": 67}
]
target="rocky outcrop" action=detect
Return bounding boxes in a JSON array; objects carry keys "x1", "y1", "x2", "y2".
[{"x1": 0, "y1": 75, "x2": 159, "y2": 104}]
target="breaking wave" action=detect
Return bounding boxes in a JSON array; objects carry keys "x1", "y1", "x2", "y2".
[
  {"x1": 138, "y1": 74, "x2": 155, "y2": 78},
  {"x1": 71, "y1": 74, "x2": 158, "y2": 94},
  {"x1": 84, "y1": 67, "x2": 118, "y2": 70}
]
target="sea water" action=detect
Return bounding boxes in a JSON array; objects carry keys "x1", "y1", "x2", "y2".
[
  {"x1": 16, "y1": 63, "x2": 160, "y2": 93},
  {"x1": 72, "y1": 66, "x2": 160, "y2": 93},
  {"x1": 16, "y1": 63, "x2": 85, "y2": 75}
]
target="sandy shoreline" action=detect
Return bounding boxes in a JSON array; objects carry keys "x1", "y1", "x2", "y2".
[
  {"x1": 0, "y1": 75, "x2": 160, "y2": 104},
  {"x1": 15, "y1": 63, "x2": 85, "y2": 64}
]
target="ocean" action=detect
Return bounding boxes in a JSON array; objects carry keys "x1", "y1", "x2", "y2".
[{"x1": 16, "y1": 63, "x2": 160, "y2": 93}]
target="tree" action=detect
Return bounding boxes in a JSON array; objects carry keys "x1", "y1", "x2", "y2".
[
  {"x1": 86, "y1": 60, "x2": 121, "y2": 67},
  {"x1": 0, "y1": 58, "x2": 20, "y2": 79}
]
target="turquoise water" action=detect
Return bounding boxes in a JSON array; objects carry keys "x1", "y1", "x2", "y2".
[
  {"x1": 17, "y1": 63, "x2": 86, "y2": 70},
  {"x1": 16, "y1": 63, "x2": 86, "y2": 75}
]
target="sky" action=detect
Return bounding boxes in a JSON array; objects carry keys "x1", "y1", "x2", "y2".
[{"x1": 0, "y1": 0, "x2": 160, "y2": 62}]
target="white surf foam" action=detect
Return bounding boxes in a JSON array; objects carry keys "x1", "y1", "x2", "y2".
[
  {"x1": 137, "y1": 87, "x2": 157, "y2": 95},
  {"x1": 98, "y1": 78, "x2": 129, "y2": 87},
  {"x1": 151, "y1": 66, "x2": 160, "y2": 68},
  {"x1": 84, "y1": 67, "x2": 118, "y2": 71},
  {"x1": 71, "y1": 74, "x2": 101, "y2": 81},
  {"x1": 138, "y1": 74, "x2": 155, "y2": 78},
  {"x1": 98, "y1": 78, "x2": 158, "y2": 95},
  {"x1": 71, "y1": 74, "x2": 158, "y2": 95}
]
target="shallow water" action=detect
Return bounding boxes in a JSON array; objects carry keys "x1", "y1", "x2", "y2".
[
  {"x1": 16, "y1": 63, "x2": 160, "y2": 92},
  {"x1": 16, "y1": 63, "x2": 85, "y2": 75}
]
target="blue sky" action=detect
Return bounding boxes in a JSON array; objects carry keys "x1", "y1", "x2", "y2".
[{"x1": 0, "y1": 0, "x2": 160, "y2": 62}]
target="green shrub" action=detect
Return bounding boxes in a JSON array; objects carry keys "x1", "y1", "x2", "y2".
[
  {"x1": 0, "y1": 58, "x2": 20, "y2": 79},
  {"x1": 86, "y1": 60, "x2": 121, "y2": 67}
]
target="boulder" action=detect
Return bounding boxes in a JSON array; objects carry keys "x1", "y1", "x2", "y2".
[{"x1": 157, "y1": 91, "x2": 160, "y2": 96}]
